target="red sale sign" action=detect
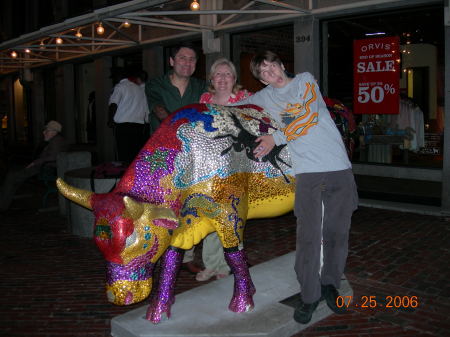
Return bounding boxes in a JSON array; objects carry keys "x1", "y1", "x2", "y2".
[{"x1": 353, "y1": 36, "x2": 400, "y2": 114}]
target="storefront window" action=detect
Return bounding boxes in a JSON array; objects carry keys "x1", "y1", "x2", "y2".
[{"x1": 326, "y1": 5, "x2": 444, "y2": 168}]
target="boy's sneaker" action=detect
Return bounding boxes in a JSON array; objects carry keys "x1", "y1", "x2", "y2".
[
  {"x1": 293, "y1": 299, "x2": 319, "y2": 324},
  {"x1": 321, "y1": 284, "x2": 348, "y2": 314}
]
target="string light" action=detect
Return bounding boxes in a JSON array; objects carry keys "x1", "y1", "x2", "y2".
[
  {"x1": 56, "y1": 37, "x2": 63, "y2": 44},
  {"x1": 190, "y1": 0, "x2": 200, "y2": 11},
  {"x1": 11, "y1": 51, "x2": 17, "y2": 58},
  {"x1": 25, "y1": 49, "x2": 31, "y2": 53},
  {"x1": 75, "y1": 29, "x2": 83, "y2": 39},
  {"x1": 123, "y1": 21, "x2": 131, "y2": 28},
  {"x1": 96, "y1": 22, "x2": 105, "y2": 35}
]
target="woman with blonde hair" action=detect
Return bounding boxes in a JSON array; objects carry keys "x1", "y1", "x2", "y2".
[
  {"x1": 195, "y1": 58, "x2": 252, "y2": 282},
  {"x1": 200, "y1": 57, "x2": 252, "y2": 105}
]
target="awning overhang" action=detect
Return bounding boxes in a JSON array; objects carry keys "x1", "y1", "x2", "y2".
[
  {"x1": 0, "y1": 0, "x2": 436, "y2": 75},
  {"x1": 0, "y1": 0, "x2": 312, "y2": 75}
]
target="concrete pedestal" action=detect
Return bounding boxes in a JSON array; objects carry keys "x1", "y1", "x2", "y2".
[
  {"x1": 111, "y1": 252, "x2": 353, "y2": 337},
  {"x1": 64, "y1": 167, "x2": 119, "y2": 238}
]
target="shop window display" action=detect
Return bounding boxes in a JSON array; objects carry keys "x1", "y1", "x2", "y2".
[{"x1": 327, "y1": 5, "x2": 444, "y2": 168}]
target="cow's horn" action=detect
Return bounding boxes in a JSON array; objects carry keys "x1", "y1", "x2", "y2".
[
  {"x1": 123, "y1": 196, "x2": 144, "y2": 220},
  {"x1": 56, "y1": 178, "x2": 93, "y2": 210}
]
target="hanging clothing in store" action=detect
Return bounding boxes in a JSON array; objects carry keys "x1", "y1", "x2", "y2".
[{"x1": 388, "y1": 96, "x2": 424, "y2": 151}]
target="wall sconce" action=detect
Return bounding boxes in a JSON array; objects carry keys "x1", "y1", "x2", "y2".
[
  {"x1": 11, "y1": 51, "x2": 17, "y2": 58},
  {"x1": 123, "y1": 20, "x2": 131, "y2": 28},
  {"x1": 96, "y1": 22, "x2": 105, "y2": 35},
  {"x1": 75, "y1": 29, "x2": 83, "y2": 39},
  {"x1": 56, "y1": 37, "x2": 63, "y2": 44},
  {"x1": 190, "y1": 0, "x2": 200, "y2": 11}
]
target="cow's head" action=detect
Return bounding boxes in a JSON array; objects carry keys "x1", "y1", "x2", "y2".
[{"x1": 56, "y1": 178, "x2": 178, "y2": 305}]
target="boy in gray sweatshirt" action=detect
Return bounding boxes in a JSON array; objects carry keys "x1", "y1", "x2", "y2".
[{"x1": 237, "y1": 50, "x2": 358, "y2": 324}]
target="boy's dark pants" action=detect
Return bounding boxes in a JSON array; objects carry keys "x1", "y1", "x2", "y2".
[{"x1": 294, "y1": 169, "x2": 358, "y2": 303}]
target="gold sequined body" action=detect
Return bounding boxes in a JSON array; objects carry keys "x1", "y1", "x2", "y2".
[{"x1": 155, "y1": 104, "x2": 295, "y2": 249}]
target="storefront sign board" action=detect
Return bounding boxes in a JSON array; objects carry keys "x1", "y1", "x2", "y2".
[{"x1": 353, "y1": 36, "x2": 400, "y2": 114}]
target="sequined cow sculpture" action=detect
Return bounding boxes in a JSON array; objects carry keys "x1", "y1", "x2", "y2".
[{"x1": 57, "y1": 103, "x2": 294, "y2": 324}]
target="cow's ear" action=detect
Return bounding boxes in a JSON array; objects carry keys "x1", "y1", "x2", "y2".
[
  {"x1": 152, "y1": 207, "x2": 179, "y2": 230},
  {"x1": 123, "y1": 196, "x2": 144, "y2": 220}
]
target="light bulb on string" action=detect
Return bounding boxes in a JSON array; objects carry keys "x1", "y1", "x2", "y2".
[
  {"x1": 123, "y1": 21, "x2": 131, "y2": 28},
  {"x1": 56, "y1": 37, "x2": 63, "y2": 44},
  {"x1": 97, "y1": 23, "x2": 105, "y2": 35},
  {"x1": 75, "y1": 30, "x2": 83, "y2": 39},
  {"x1": 11, "y1": 51, "x2": 17, "y2": 58},
  {"x1": 190, "y1": 1, "x2": 200, "y2": 11}
]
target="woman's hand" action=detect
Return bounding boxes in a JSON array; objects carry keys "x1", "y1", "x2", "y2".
[{"x1": 253, "y1": 135, "x2": 275, "y2": 159}]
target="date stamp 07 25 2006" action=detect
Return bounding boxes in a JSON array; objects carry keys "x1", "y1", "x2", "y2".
[{"x1": 336, "y1": 295, "x2": 419, "y2": 309}]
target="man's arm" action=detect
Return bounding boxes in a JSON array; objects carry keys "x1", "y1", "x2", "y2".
[
  {"x1": 145, "y1": 80, "x2": 169, "y2": 122},
  {"x1": 108, "y1": 103, "x2": 117, "y2": 128},
  {"x1": 108, "y1": 82, "x2": 123, "y2": 127},
  {"x1": 153, "y1": 104, "x2": 169, "y2": 121},
  {"x1": 30, "y1": 135, "x2": 68, "y2": 168}
]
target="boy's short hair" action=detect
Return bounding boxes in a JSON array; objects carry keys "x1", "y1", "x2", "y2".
[
  {"x1": 169, "y1": 43, "x2": 199, "y2": 60},
  {"x1": 250, "y1": 50, "x2": 283, "y2": 80}
]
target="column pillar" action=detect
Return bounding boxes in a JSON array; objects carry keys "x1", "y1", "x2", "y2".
[
  {"x1": 440, "y1": 24, "x2": 450, "y2": 213},
  {"x1": 30, "y1": 70, "x2": 46, "y2": 144},
  {"x1": 200, "y1": 0, "x2": 223, "y2": 70},
  {"x1": 143, "y1": 46, "x2": 164, "y2": 79},
  {"x1": 293, "y1": 16, "x2": 320, "y2": 79},
  {"x1": 55, "y1": 64, "x2": 76, "y2": 144},
  {"x1": 94, "y1": 56, "x2": 115, "y2": 163}
]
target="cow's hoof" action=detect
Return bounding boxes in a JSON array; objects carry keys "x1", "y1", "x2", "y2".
[
  {"x1": 229, "y1": 295, "x2": 255, "y2": 313},
  {"x1": 146, "y1": 302, "x2": 172, "y2": 324}
]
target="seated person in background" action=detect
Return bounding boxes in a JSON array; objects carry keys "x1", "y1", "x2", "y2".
[
  {"x1": 0, "y1": 121, "x2": 68, "y2": 211},
  {"x1": 196, "y1": 57, "x2": 252, "y2": 282}
]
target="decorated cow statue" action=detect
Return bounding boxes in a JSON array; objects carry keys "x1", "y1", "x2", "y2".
[{"x1": 57, "y1": 103, "x2": 294, "y2": 324}]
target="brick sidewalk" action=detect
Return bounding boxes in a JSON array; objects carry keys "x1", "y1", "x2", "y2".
[{"x1": 0, "y1": 183, "x2": 449, "y2": 337}]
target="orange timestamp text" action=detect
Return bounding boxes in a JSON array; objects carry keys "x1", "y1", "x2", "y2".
[{"x1": 336, "y1": 295, "x2": 419, "y2": 309}]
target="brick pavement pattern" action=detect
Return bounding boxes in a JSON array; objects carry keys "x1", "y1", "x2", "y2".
[{"x1": 0, "y1": 182, "x2": 449, "y2": 337}]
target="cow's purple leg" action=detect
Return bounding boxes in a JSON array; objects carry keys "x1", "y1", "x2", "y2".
[
  {"x1": 146, "y1": 247, "x2": 183, "y2": 324},
  {"x1": 224, "y1": 248, "x2": 256, "y2": 312}
]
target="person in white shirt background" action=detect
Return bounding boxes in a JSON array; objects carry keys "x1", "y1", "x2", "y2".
[{"x1": 108, "y1": 67, "x2": 150, "y2": 164}]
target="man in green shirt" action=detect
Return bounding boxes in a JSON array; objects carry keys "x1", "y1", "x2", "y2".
[
  {"x1": 146, "y1": 43, "x2": 207, "y2": 134},
  {"x1": 145, "y1": 43, "x2": 206, "y2": 274}
]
